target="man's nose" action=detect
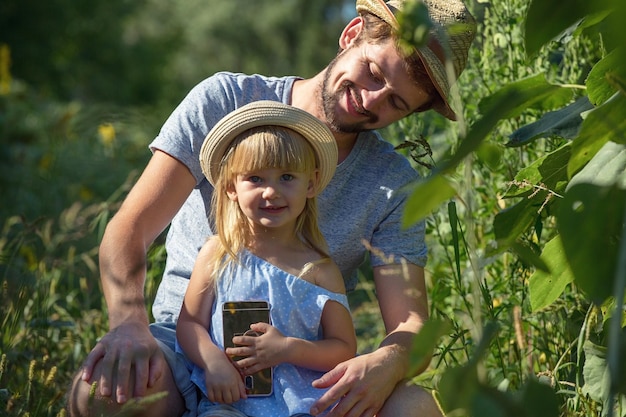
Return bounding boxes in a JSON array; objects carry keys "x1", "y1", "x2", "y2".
[{"x1": 361, "y1": 86, "x2": 388, "y2": 112}]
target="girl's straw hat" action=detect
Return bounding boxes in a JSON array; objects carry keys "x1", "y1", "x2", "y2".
[
  {"x1": 356, "y1": 0, "x2": 476, "y2": 120},
  {"x1": 200, "y1": 101, "x2": 338, "y2": 194}
]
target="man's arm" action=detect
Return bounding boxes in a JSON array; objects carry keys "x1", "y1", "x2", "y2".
[
  {"x1": 310, "y1": 262, "x2": 429, "y2": 416},
  {"x1": 375, "y1": 261, "x2": 430, "y2": 375},
  {"x1": 81, "y1": 150, "x2": 197, "y2": 403}
]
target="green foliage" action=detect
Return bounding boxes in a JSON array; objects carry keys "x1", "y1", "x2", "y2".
[{"x1": 398, "y1": 0, "x2": 625, "y2": 415}]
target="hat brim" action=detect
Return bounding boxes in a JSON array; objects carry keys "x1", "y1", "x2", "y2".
[{"x1": 199, "y1": 101, "x2": 338, "y2": 194}]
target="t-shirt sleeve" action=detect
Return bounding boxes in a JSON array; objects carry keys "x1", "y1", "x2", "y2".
[
  {"x1": 369, "y1": 186, "x2": 428, "y2": 269},
  {"x1": 149, "y1": 75, "x2": 237, "y2": 184}
]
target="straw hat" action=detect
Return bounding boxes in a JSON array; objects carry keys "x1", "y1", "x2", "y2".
[
  {"x1": 356, "y1": 0, "x2": 476, "y2": 120},
  {"x1": 199, "y1": 101, "x2": 338, "y2": 194}
]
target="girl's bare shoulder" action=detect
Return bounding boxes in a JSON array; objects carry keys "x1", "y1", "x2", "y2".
[{"x1": 300, "y1": 257, "x2": 346, "y2": 294}]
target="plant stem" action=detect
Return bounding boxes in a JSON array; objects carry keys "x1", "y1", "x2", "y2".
[{"x1": 606, "y1": 203, "x2": 626, "y2": 417}]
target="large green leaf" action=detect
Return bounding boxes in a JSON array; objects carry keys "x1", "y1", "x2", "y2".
[
  {"x1": 582, "y1": 339, "x2": 626, "y2": 413},
  {"x1": 586, "y1": 48, "x2": 626, "y2": 106},
  {"x1": 506, "y1": 97, "x2": 594, "y2": 147},
  {"x1": 511, "y1": 240, "x2": 550, "y2": 273},
  {"x1": 407, "y1": 318, "x2": 451, "y2": 377},
  {"x1": 479, "y1": 75, "x2": 574, "y2": 119},
  {"x1": 528, "y1": 236, "x2": 575, "y2": 312},
  {"x1": 519, "y1": 379, "x2": 560, "y2": 417},
  {"x1": 492, "y1": 145, "x2": 571, "y2": 254},
  {"x1": 504, "y1": 144, "x2": 571, "y2": 198},
  {"x1": 440, "y1": 75, "x2": 574, "y2": 173},
  {"x1": 492, "y1": 199, "x2": 538, "y2": 252},
  {"x1": 524, "y1": 0, "x2": 613, "y2": 57},
  {"x1": 568, "y1": 141, "x2": 626, "y2": 190},
  {"x1": 403, "y1": 175, "x2": 456, "y2": 227},
  {"x1": 581, "y1": 341, "x2": 611, "y2": 407},
  {"x1": 568, "y1": 93, "x2": 626, "y2": 177},
  {"x1": 438, "y1": 362, "x2": 480, "y2": 414},
  {"x1": 557, "y1": 182, "x2": 626, "y2": 304}
]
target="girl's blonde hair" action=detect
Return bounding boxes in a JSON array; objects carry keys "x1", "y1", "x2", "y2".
[{"x1": 208, "y1": 125, "x2": 330, "y2": 285}]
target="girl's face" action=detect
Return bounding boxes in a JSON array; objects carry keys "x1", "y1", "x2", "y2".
[{"x1": 227, "y1": 167, "x2": 317, "y2": 231}]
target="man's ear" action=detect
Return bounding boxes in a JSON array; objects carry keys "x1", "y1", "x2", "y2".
[{"x1": 339, "y1": 17, "x2": 363, "y2": 50}]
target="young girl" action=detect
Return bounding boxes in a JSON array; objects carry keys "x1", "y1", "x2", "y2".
[{"x1": 176, "y1": 101, "x2": 357, "y2": 417}]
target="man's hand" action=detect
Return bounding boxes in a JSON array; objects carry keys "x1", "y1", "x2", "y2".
[
  {"x1": 309, "y1": 350, "x2": 399, "y2": 417},
  {"x1": 81, "y1": 321, "x2": 164, "y2": 404}
]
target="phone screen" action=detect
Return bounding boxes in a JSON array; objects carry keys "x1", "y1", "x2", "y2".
[{"x1": 222, "y1": 301, "x2": 273, "y2": 396}]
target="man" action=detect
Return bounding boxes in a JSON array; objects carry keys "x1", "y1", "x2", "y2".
[{"x1": 69, "y1": 0, "x2": 475, "y2": 416}]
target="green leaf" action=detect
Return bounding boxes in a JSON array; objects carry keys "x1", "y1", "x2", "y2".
[
  {"x1": 581, "y1": 341, "x2": 611, "y2": 404},
  {"x1": 448, "y1": 201, "x2": 462, "y2": 279},
  {"x1": 504, "y1": 143, "x2": 571, "y2": 198},
  {"x1": 396, "y1": 0, "x2": 432, "y2": 53},
  {"x1": 402, "y1": 175, "x2": 456, "y2": 227},
  {"x1": 520, "y1": 379, "x2": 560, "y2": 417},
  {"x1": 506, "y1": 97, "x2": 594, "y2": 147},
  {"x1": 511, "y1": 240, "x2": 550, "y2": 273},
  {"x1": 582, "y1": 336, "x2": 626, "y2": 411},
  {"x1": 569, "y1": 93, "x2": 626, "y2": 177},
  {"x1": 528, "y1": 236, "x2": 575, "y2": 312},
  {"x1": 557, "y1": 182, "x2": 626, "y2": 304},
  {"x1": 492, "y1": 145, "x2": 571, "y2": 252},
  {"x1": 524, "y1": 0, "x2": 613, "y2": 57},
  {"x1": 479, "y1": 75, "x2": 574, "y2": 118},
  {"x1": 438, "y1": 362, "x2": 479, "y2": 413},
  {"x1": 441, "y1": 75, "x2": 574, "y2": 172},
  {"x1": 586, "y1": 48, "x2": 626, "y2": 106},
  {"x1": 568, "y1": 141, "x2": 626, "y2": 190},
  {"x1": 407, "y1": 318, "x2": 451, "y2": 377},
  {"x1": 476, "y1": 141, "x2": 503, "y2": 170},
  {"x1": 492, "y1": 199, "x2": 538, "y2": 252}
]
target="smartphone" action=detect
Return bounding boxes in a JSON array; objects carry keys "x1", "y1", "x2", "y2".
[{"x1": 222, "y1": 301, "x2": 273, "y2": 396}]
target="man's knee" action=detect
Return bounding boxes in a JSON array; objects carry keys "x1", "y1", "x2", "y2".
[
  {"x1": 66, "y1": 360, "x2": 185, "y2": 417},
  {"x1": 378, "y1": 381, "x2": 443, "y2": 417},
  {"x1": 67, "y1": 368, "x2": 120, "y2": 417}
]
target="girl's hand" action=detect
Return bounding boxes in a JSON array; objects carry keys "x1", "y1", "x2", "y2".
[
  {"x1": 226, "y1": 322, "x2": 286, "y2": 374},
  {"x1": 204, "y1": 352, "x2": 247, "y2": 404}
]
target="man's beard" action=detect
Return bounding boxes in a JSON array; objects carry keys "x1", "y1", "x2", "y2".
[{"x1": 320, "y1": 54, "x2": 378, "y2": 134}]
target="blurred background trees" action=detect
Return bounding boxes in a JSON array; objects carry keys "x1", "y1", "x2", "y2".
[{"x1": 0, "y1": 0, "x2": 350, "y2": 106}]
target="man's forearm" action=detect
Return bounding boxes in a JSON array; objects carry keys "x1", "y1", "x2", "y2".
[{"x1": 98, "y1": 222, "x2": 150, "y2": 329}]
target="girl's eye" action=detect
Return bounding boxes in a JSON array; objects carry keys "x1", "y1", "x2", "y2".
[
  {"x1": 281, "y1": 174, "x2": 294, "y2": 181},
  {"x1": 249, "y1": 175, "x2": 262, "y2": 183}
]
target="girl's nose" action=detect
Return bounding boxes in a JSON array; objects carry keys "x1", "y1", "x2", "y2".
[{"x1": 262, "y1": 185, "x2": 279, "y2": 199}]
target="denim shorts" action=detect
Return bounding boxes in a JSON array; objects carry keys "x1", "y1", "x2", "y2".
[
  {"x1": 150, "y1": 322, "x2": 199, "y2": 417},
  {"x1": 198, "y1": 400, "x2": 313, "y2": 417}
]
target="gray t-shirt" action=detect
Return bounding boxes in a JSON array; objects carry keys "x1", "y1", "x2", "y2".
[{"x1": 149, "y1": 72, "x2": 427, "y2": 323}]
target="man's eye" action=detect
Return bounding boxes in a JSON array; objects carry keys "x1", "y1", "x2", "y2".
[
  {"x1": 369, "y1": 68, "x2": 383, "y2": 84},
  {"x1": 390, "y1": 97, "x2": 403, "y2": 111}
]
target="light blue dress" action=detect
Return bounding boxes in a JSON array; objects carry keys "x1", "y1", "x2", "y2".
[{"x1": 185, "y1": 250, "x2": 351, "y2": 417}]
